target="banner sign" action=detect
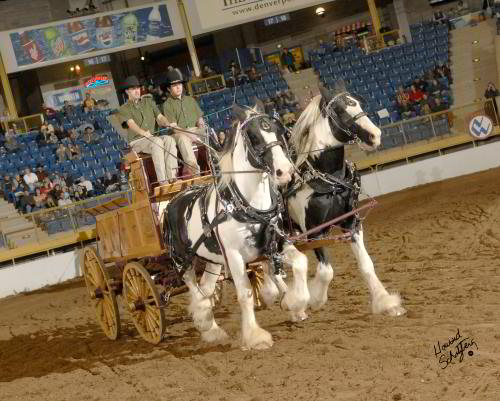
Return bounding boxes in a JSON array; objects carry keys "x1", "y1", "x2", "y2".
[
  {"x1": 9, "y1": 4, "x2": 172, "y2": 68},
  {"x1": 189, "y1": 0, "x2": 327, "y2": 32}
]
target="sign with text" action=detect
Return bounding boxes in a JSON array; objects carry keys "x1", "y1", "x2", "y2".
[{"x1": 190, "y1": 0, "x2": 326, "y2": 31}]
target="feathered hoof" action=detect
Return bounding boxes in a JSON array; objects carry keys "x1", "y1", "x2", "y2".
[
  {"x1": 372, "y1": 293, "x2": 406, "y2": 316},
  {"x1": 290, "y1": 309, "x2": 308, "y2": 322},
  {"x1": 242, "y1": 327, "x2": 273, "y2": 350},
  {"x1": 201, "y1": 323, "x2": 229, "y2": 343}
]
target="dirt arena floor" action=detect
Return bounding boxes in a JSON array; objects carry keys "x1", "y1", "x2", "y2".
[{"x1": 0, "y1": 168, "x2": 499, "y2": 401}]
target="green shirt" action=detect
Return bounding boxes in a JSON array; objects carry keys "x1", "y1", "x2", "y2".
[
  {"x1": 118, "y1": 97, "x2": 161, "y2": 143},
  {"x1": 162, "y1": 95, "x2": 203, "y2": 129}
]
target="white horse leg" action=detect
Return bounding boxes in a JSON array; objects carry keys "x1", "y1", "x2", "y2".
[
  {"x1": 184, "y1": 265, "x2": 228, "y2": 342},
  {"x1": 259, "y1": 262, "x2": 288, "y2": 307},
  {"x1": 281, "y1": 244, "x2": 310, "y2": 322},
  {"x1": 308, "y1": 247, "x2": 334, "y2": 310},
  {"x1": 351, "y1": 229, "x2": 406, "y2": 316},
  {"x1": 227, "y1": 251, "x2": 273, "y2": 350}
]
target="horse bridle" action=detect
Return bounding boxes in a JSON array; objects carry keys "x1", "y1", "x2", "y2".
[
  {"x1": 323, "y1": 91, "x2": 367, "y2": 144},
  {"x1": 239, "y1": 112, "x2": 289, "y2": 169}
]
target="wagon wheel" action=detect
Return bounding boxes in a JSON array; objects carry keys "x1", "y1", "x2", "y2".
[
  {"x1": 247, "y1": 263, "x2": 265, "y2": 308},
  {"x1": 123, "y1": 261, "x2": 166, "y2": 344},
  {"x1": 81, "y1": 246, "x2": 121, "y2": 340}
]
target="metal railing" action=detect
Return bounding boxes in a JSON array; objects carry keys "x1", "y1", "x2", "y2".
[{"x1": 0, "y1": 190, "x2": 131, "y2": 253}]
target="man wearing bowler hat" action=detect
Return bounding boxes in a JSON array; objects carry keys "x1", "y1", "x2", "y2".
[
  {"x1": 162, "y1": 68, "x2": 203, "y2": 176},
  {"x1": 118, "y1": 75, "x2": 178, "y2": 183}
]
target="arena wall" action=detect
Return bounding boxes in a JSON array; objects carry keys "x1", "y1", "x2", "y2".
[{"x1": 0, "y1": 250, "x2": 81, "y2": 298}]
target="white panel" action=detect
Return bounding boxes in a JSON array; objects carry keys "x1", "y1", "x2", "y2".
[
  {"x1": 0, "y1": 251, "x2": 81, "y2": 298},
  {"x1": 185, "y1": 0, "x2": 329, "y2": 35},
  {"x1": 361, "y1": 141, "x2": 500, "y2": 197}
]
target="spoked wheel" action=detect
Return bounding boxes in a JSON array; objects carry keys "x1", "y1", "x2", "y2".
[
  {"x1": 247, "y1": 263, "x2": 265, "y2": 308},
  {"x1": 81, "y1": 246, "x2": 120, "y2": 340},
  {"x1": 123, "y1": 261, "x2": 166, "y2": 344}
]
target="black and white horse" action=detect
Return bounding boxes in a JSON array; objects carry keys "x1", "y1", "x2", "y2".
[
  {"x1": 164, "y1": 101, "x2": 310, "y2": 350},
  {"x1": 265, "y1": 86, "x2": 406, "y2": 317}
]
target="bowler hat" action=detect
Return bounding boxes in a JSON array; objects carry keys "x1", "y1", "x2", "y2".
[
  {"x1": 121, "y1": 75, "x2": 141, "y2": 90},
  {"x1": 166, "y1": 68, "x2": 185, "y2": 86}
]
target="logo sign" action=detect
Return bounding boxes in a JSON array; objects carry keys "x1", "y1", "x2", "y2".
[
  {"x1": 468, "y1": 115, "x2": 493, "y2": 140},
  {"x1": 85, "y1": 74, "x2": 109, "y2": 89}
]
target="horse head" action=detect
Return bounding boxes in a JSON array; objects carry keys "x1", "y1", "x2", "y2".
[
  {"x1": 319, "y1": 86, "x2": 381, "y2": 151},
  {"x1": 231, "y1": 100, "x2": 293, "y2": 186}
]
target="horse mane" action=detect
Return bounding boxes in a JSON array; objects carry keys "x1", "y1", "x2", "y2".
[
  {"x1": 289, "y1": 95, "x2": 326, "y2": 167},
  {"x1": 216, "y1": 121, "x2": 239, "y2": 190}
]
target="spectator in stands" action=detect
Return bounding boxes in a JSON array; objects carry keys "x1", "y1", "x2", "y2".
[
  {"x1": 9, "y1": 175, "x2": 26, "y2": 207},
  {"x1": 57, "y1": 191, "x2": 72, "y2": 206},
  {"x1": 40, "y1": 121, "x2": 55, "y2": 142},
  {"x1": 248, "y1": 66, "x2": 262, "y2": 82},
  {"x1": 78, "y1": 177, "x2": 94, "y2": 197},
  {"x1": 430, "y1": 97, "x2": 447, "y2": 113},
  {"x1": 409, "y1": 85, "x2": 425, "y2": 104},
  {"x1": 5, "y1": 128, "x2": 20, "y2": 152},
  {"x1": 202, "y1": 64, "x2": 216, "y2": 78},
  {"x1": 484, "y1": 82, "x2": 500, "y2": 119},
  {"x1": 420, "y1": 95, "x2": 432, "y2": 115},
  {"x1": 2, "y1": 174, "x2": 12, "y2": 201},
  {"x1": 68, "y1": 140, "x2": 82, "y2": 160},
  {"x1": 118, "y1": 75, "x2": 178, "y2": 183},
  {"x1": 83, "y1": 92, "x2": 97, "y2": 112},
  {"x1": 23, "y1": 168, "x2": 38, "y2": 191},
  {"x1": 68, "y1": 128, "x2": 79, "y2": 141},
  {"x1": 163, "y1": 68, "x2": 204, "y2": 177},
  {"x1": 34, "y1": 187, "x2": 47, "y2": 209},
  {"x1": 62, "y1": 100, "x2": 74, "y2": 116},
  {"x1": 281, "y1": 48, "x2": 296, "y2": 72},
  {"x1": 56, "y1": 143, "x2": 69, "y2": 162},
  {"x1": 20, "y1": 190, "x2": 36, "y2": 214},
  {"x1": 103, "y1": 171, "x2": 119, "y2": 193},
  {"x1": 82, "y1": 126, "x2": 98, "y2": 144},
  {"x1": 263, "y1": 97, "x2": 276, "y2": 115},
  {"x1": 41, "y1": 102, "x2": 56, "y2": 118}
]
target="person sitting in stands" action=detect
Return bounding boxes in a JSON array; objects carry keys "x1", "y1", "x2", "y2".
[
  {"x1": 68, "y1": 140, "x2": 82, "y2": 160},
  {"x1": 409, "y1": 85, "x2": 425, "y2": 104},
  {"x1": 82, "y1": 92, "x2": 97, "y2": 112},
  {"x1": 248, "y1": 66, "x2": 262, "y2": 82},
  {"x1": 5, "y1": 128, "x2": 20, "y2": 152},
  {"x1": 68, "y1": 128, "x2": 79, "y2": 141},
  {"x1": 56, "y1": 143, "x2": 70, "y2": 162},
  {"x1": 41, "y1": 102, "x2": 56, "y2": 118},
  {"x1": 62, "y1": 100, "x2": 74, "y2": 116},
  {"x1": 57, "y1": 191, "x2": 72, "y2": 206},
  {"x1": 23, "y1": 168, "x2": 38, "y2": 192},
  {"x1": 34, "y1": 187, "x2": 47, "y2": 209},
  {"x1": 430, "y1": 97, "x2": 447, "y2": 113},
  {"x1": 78, "y1": 177, "x2": 94, "y2": 197},
  {"x1": 20, "y1": 190, "x2": 37, "y2": 214},
  {"x1": 202, "y1": 64, "x2": 216, "y2": 78},
  {"x1": 40, "y1": 121, "x2": 55, "y2": 142}
]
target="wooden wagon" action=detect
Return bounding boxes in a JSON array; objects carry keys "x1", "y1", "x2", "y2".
[{"x1": 81, "y1": 152, "x2": 213, "y2": 344}]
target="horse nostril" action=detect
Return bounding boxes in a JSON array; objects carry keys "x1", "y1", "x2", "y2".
[{"x1": 276, "y1": 169, "x2": 283, "y2": 177}]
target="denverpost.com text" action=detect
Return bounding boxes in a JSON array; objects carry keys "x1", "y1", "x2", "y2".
[{"x1": 223, "y1": 0, "x2": 299, "y2": 16}]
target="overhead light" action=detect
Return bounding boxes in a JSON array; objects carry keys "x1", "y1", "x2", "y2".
[
  {"x1": 473, "y1": 77, "x2": 481, "y2": 82},
  {"x1": 316, "y1": 7, "x2": 325, "y2": 17},
  {"x1": 70, "y1": 66, "x2": 74, "y2": 72},
  {"x1": 472, "y1": 40, "x2": 479, "y2": 44},
  {"x1": 473, "y1": 58, "x2": 480, "y2": 62},
  {"x1": 276, "y1": 43, "x2": 282, "y2": 49},
  {"x1": 75, "y1": 65, "x2": 80, "y2": 71},
  {"x1": 141, "y1": 56, "x2": 145, "y2": 61}
]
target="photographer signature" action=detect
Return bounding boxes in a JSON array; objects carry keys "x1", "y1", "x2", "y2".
[{"x1": 433, "y1": 328, "x2": 478, "y2": 369}]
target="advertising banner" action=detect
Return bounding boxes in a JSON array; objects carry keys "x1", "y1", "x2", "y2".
[
  {"x1": 0, "y1": 1, "x2": 184, "y2": 73},
  {"x1": 189, "y1": 0, "x2": 327, "y2": 32}
]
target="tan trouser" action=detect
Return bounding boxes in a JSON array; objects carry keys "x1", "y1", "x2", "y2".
[
  {"x1": 172, "y1": 127, "x2": 201, "y2": 175},
  {"x1": 130, "y1": 135, "x2": 177, "y2": 182}
]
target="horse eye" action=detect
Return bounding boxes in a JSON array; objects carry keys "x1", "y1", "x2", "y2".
[{"x1": 261, "y1": 121, "x2": 271, "y2": 131}]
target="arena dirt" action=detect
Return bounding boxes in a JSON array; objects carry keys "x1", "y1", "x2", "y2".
[{"x1": 0, "y1": 168, "x2": 499, "y2": 401}]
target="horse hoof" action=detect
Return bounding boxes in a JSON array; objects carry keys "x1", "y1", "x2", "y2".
[
  {"x1": 290, "y1": 310, "x2": 308, "y2": 322},
  {"x1": 201, "y1": 325, "x2": 228, "y2": 342},
  {"x1": 387, "y1": 306, "x2": 407, "y2": 317},
  {"x1": 242, "y1": 327, "x2": 273, "y2": 350}
]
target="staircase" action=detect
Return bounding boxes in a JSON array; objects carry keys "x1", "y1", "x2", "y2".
[
  {"x1": 282, "y1": 68, "x2": 321, "y2": 109},
  {"x1": 449, "y1": 19, "x2": 498, "y2": 107},
  {"x1": 0, "y1": 199, "x2": 48, "y2": 249}
]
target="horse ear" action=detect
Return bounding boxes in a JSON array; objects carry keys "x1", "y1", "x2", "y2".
[
  {"x1": 232, "y1": 103, "x2": 248, "y2": 122},
  {"x1": 253, "y1": 98, "x2": 265, "y2": 113},
  {"x1": 319, "y1": 85, "x2": 332, "y2": 109}
]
